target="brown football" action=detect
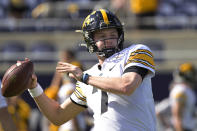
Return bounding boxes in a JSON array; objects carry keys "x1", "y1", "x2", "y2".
[{"x1": 1, "y1": 60, "x2": 34, "y2": 97}]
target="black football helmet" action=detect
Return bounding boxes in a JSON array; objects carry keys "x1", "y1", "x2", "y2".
[
  {"x1": 173, "y1": 63, "x2": 196, "y2": 84},
  {"x1": 80, "y1": 9, "x2": 124, "y2": 58}
]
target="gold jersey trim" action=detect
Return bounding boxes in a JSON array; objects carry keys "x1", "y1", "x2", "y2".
[
  {"x1": 73, "y1": 83, "x2": 87, "y2": 102},
  {"x1": 126, "y1": 49, "x2": 155, "y2": 70}
]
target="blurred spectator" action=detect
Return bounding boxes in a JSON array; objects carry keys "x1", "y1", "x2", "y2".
[
  {"x1": 6, "y1": 96, "x2": 31, "y2": 131},
  {"x1": 31, "y1": 0, "x2": 92, "y2": 30},
  {"x1": 0, "y1": 80, "x2": 17, "y2": 131},
  {"x1": 0, "y1": 0, "x2": 36, "y2": 31},
  {"x1": 130, "y1": 0, "x2": 158, "y2": 29},
  {"x1": 31, "y1": 0, "x2": 90, "y2": 19},
  {"x1": 5, "y1": 0, "x2": 44, "y2": 18},
  {"x1": 7, "y1": 0, "x2": 29, "y2": 19},
  {"x1": 156, "y1": 63, "x2": 197, "y2": 131}
]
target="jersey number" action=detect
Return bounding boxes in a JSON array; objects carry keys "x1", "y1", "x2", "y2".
[
  {"x1": 101, "y1": 91, "x2": 108, "y2": 114},
  {"x1": 92, "y1": 88, "x2": 108, "y2": 114}
]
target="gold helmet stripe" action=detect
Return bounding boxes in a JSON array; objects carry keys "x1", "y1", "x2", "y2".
[{"x1": 100, "y1": 9, "x2": 109, "y2": 24}]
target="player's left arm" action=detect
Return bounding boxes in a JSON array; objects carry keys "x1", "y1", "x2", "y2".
[
  {"x1": 87, "y1": 65, "x2": 148, "y2": 95},
  {"x1": 56, "y1": 61, "x2": 147, "y2": 95},
  {"x1": 87, "y1": 71, "x2": 143, "y2": 95}
]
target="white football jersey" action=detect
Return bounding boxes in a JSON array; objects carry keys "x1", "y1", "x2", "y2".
[
  {"x1": 71, "y1": 44, "x2": 156, "y2": 131},
  {"x1": 170, "y1": 83, "x2": 196, "y2": 130},
  {"x1": 0, "y1": 80, "x2": 7, "y2": 108}
]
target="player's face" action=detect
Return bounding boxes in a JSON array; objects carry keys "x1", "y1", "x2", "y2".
[{"x1": 93, "y1": 28, "x2": 118, "y2": 51}]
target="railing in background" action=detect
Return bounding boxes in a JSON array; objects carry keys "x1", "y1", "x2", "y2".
[{"x1": 1, "y1": 16, "x2": 197, "y2": 32}]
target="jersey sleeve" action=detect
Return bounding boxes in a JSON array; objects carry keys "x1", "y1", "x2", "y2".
[
  {"x1": 170, "y1": 87, "x2": 187, "y2": 105},
  {"x1": 70, "y1": 81, "x2": 88, "y2": 108},
  {"x1": 124, "y1": 44, "x2": 155, "y2": 75}
]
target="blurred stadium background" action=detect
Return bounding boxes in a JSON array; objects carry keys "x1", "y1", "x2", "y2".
[{"x1": 0, "y1": 0, "x2": 197, "y2": 130}]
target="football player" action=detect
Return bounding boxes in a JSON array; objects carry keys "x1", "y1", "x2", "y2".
[
  {"x1": 28, "y1": 9, "x2": 156, "y2": 131},
  {"x1": 170, "y1": 63, "x2": 196, "y2": 131}
]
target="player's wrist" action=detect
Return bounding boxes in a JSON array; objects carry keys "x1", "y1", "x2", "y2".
[
  {"x1": 28, "y1": 83, "x2": 43, "y2": 98},
  {"x1": 81, "y1": 73, "x2": 90, "y2": 84}
]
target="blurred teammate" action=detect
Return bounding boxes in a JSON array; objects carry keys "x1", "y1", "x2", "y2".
[
  {"x1": 170, "y1": 63, "x2": 197, "y2": 131},
  {"x1": 27, "y1": 9, "x2": 156, "y2": 131},
  {"x1": 57, "y1": 70, "x2": 84, "y2": 131},
  {"x1": 44, "y1": 49, "x2": 86, "y2": 131},
  {"x1": 44, "y1": 49, "x2": 82, "y2": 101},
  {"x1": 0, "y1": 80, "x2": 17, "y2": 131}
]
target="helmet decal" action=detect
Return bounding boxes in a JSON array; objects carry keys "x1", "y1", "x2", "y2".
[
  {"x1": 82, "y1": 11, "x2": 96, "y2": 29},
  {"x1": 82, "y1": 15, "x2": 90, "y2": 28}
]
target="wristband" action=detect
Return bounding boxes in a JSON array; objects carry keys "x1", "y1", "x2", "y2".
[
  {"x1": 82, "y1": 73, "x2": 90, "y2": 84},
  {"x1": 28, "y1": 83, "x2": 43, "y2": 98}
]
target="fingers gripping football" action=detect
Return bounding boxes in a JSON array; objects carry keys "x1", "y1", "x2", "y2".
[{"x1": 1, "y1": 59, "x2": 34, "y2": 97}]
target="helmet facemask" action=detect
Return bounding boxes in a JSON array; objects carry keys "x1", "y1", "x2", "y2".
[{"x1": 95, "y1": 37, "x2": 118, "y2": 58}]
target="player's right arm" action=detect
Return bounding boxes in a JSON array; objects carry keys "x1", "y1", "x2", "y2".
[
  {"x1": 28, "y1": 74, "x2": 86, "y2": 126},
  {"x1": 171, "y1": 91, "x2": 185, "y2": 131}
]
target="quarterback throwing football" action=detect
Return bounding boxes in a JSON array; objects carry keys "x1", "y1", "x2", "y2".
[{"x1": 28, "y1": 9, "x2": 156, "y2": 131}]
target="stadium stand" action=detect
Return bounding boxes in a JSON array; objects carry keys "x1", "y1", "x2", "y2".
[
  {"x1": 28, "y1": 40, "x2": 57, "y2": 63},
  {"x1": 0, "y1": 40, "x2": 26, "y2": 63},
  {"x1": 156, "y1": 0, "x2": 197, "y2": 29}
]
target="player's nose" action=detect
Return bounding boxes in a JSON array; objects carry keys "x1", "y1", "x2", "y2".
[{"x1": 104, "y1": 39, "x2": 115, "y2": 48}]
